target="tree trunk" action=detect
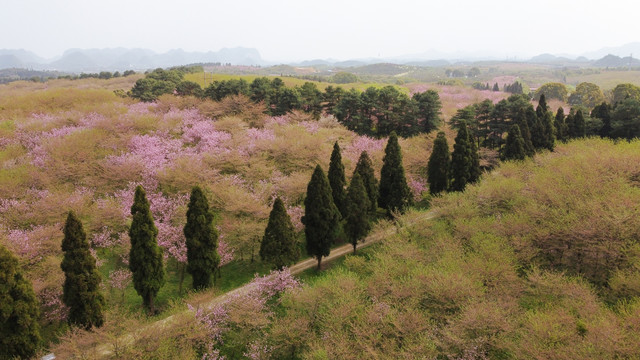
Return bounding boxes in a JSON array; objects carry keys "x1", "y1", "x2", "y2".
[
  {"x1": 317, "y1": 256, "x2": 322, "y2": 270},
  {"x1": 353, "y1": 243, "x2": 357, "y2": 255},
  {"x1": 149, "y1": 294, "x2": 155, "y2": 315}
]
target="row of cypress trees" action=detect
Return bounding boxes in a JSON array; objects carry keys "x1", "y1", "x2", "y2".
[
  {"x1": 259, "y1": 132, "x2": 412, "y2": 271},
  {"x1": 305, "y1": 133, "x2": 412, "y2": 269}
]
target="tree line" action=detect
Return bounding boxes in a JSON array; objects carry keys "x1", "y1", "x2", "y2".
[
  {"x1": 471, "y1": 81, "x2": 524, "y2": 94},
  {"x1": 296, "y1": 132, "x2": 413, "y2": 270},
  {"x1": 451, "y1": 82, "x2": 640, "y2": 161},
  {"x1": 129, "y1": 68, "x2": 442, "y2": 137}
]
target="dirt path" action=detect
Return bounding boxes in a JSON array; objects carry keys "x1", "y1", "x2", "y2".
[{"x1": 82, "y1": 211, "x2": 436, "y2": 358}]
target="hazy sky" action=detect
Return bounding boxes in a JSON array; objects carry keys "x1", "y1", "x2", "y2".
[{"x1": 2, "y1": 0, "x2": 639, "y2": 61}]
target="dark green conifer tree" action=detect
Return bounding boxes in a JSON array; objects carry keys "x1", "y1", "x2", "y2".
[
  {"x1": 565, "y1": 111, "x2": 575, "y2": 136},
  {"x1": 61, "y1": 211, "x2": 105, "y2": 329},
  {"x1": 378, "y1": 132, "x2": 412, "y2": 214},
  {"x1": 592, "y1": 102, "x2": 613, "y2": 137},
  {"x1": 555, "y1": 107, "x2": 567, "y2": 142},
  {"x1": 353, "y1": 151, "x2": 378, "y2": 217},
  {"x1": 536, "y1": 94, "x2": 548, "y2": 118},
  {"x1": 302, "y1": 165, "x2": 341, "y2": 270},
  {"x1": 427, "y1": 131, "x2": 451, "y2": 195},
  {"x1": 517, "y1": 117, "x2": 535, "y2": 157},
  {"x1": 542, "y1": 110, "x2": 556, "y2": 151},
  {"x1": 450, "y1": 123, "x2": 476, "y2": 191},
  {"x1": 129, "y1": 185, "x2": 165, "y2": 313},
  {"x1": 184, "y1": 186, "x2": 220, "y2": 289},
  {"x1": 469, "y1": 132, "x2": 481, "y2": 183},
  {"x1": 493, "y1": 83, "x2": 500, "y2": 91},
  {"x1": 344, "y1": 172, "x2": 371, "y2": 254},
  {"x1": 502, "y1": 125, "x2": 527, "y2": 161},
  {"x1": 531, "y1": 117, "x2": 546, "y2": 150},
  {"x1": 328, "y1": 142, "x2": 347, "y2": 217},
  {"x1": 0, "y1": 245, "x2": 41, "y2": 359},
  {"x1": 260, "y1": 197, "x2": 300, "y2": 269},
  {"x1": 575, "y1": 109, "x2": 586, "y2": 138}
]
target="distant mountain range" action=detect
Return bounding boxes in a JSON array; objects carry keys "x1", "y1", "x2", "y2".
[
  {"x1": 1, "y1": 42, "x2": 640, "y2": 73},
  {"x1": 0, "y1": 47, "x2": 265, "y2": 72}
]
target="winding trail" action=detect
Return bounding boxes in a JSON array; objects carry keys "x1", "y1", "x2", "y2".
[{"x1": 82, "y1": 211, "x2": 436, "y2": 358}]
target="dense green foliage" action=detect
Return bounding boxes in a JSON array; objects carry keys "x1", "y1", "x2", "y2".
[
  {"x1": 260, "y1": 198, "x2": 300, "y2": 269},
  {"x1": 378, "y1": 132, "x2": 412, "y2": 214},
  {"x1": 344, "y1": 172, "x2": 372, "y2": 254},
  {"x1": 450, "y1": 123, "x2": 479, "y2": 192},
  {"x1": 302, "y1": 165, "x2": 341, "y2": 269},
  {"x1": 501, "y1": 124, "x2": 527, "y2": 161},
  {"x1": 0, "y1": 245, "x2": 41, "y2": 360},
  {"x1": 412, "y1": 89, "x2": 442, "y2": 132},
  {"x1": 555, "y1": 107, "x2": 568, "y2": 141},
  {"x1": 427, "y1": 132, "x2": 450, "y2": 194},
  {"x1": 184, "y1": 186, "x2": 220, "y2": 289},
  {"x1": 353, "y1": 151, "x2": 378, "y2": 216},
  {"x1": 328, "y1": 142, "x2": 347, "y2": 217},
  {"x1": 612, "y1": 83, "x2": 640, "y2": 104},
  {"x1": 535, "y1": 82, "x2": 568, "y2": 101},
  {"x1": 334, "y1": 85, "x2": 441, "y2": 137},
  {"x1": 569, "y1": 109, "x2": 586, "y2": 138},
  {"x1": 568, "y1": 82, "x2": 604, "y2": 109},
  {"x1": 61, "y1": 211, "x2": 105, "y2": 329},
  {"x1": 129, "y1": 186, "x2": 165, "y2": 312}
]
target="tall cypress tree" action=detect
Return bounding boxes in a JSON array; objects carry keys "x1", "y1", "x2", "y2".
[
  {"x1": 344, "y1": 172, "x2": 371, "y2": 254},
  {"x1": 565, "y1": 110, "x2": 576, "y2": 138},
  {"x1": 353, "y1": 151, "x2": 378, "y2": 217},
  {"x1": 536, "y1": 94, "x2": 548, "y2": 118},
  {"x1": 593, "y1": 102, "x2": 613, "y2": 137},
  {"x1": 184, "y1": 186, "x2": 220, "y2": 289},
  {"x1": 555, "y1": 107, "x2": 567, "y2": 142},
  {"x1": 469, "y1": 131, "x2": 481, "y2": 183},
  {"x1": 450, "y1": 123, "x2": 476, "y2": 192},
  {"x1": 129, "y1": 185, "x2": 165, "y2": 313},
  {"x1": 328, "y1": 142, "x2": 347, "y2": 217},
  {"x1": 378, "y1": 132, "x2": 412, "y2": 214},
  {"x1": 542, "y1": 111, "x2": 556, "y2": 151},
  {"x1": 427, "y1": 131, "x2": 451, "y2": 195},
  {"x1": 0, "y1": 245, "x2": 41, "y2": 359},
  {"x1": 502, "y1": 124, "x2": 526, "y2": 161},
  {"x1": 260, "y1": 197, "x2": 300, "y2": 269},
  {"x1": 302, "y1": 165, "x2": 341, "y2": 270},
  {"x1": 573, "y1": 109, "x2": 586, "y2": 138},
  {"x1": 61, "y1": 211, "x2": 105, "y2": 329},
  {"x1": 531, "y1": 117, "x2": 546, "y2": 150},
  {"x1": 517, "y1": 117, "x2": 535, "y2": 157}
]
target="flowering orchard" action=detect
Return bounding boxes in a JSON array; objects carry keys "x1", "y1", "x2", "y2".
[{"x1": 0, "y1": 80, "x2": 459, "y2": 351}]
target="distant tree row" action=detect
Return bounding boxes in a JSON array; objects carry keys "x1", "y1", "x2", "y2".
[
  {"x1": 446, "y1": 67, "x2": 480, "y2": 78},
  {"x1": 130, "y1": 69, "x2": 443, "y2": 138},
  {"x1": 452, "y1": 81, "x2": 640, "y2": 163},
  {"x1": 331, "y1": 86, "x2": 442, "y2": 137},
  {"x1": 471, "y1": 81, "x2": 524, "y2": 94},
  {"x1": 449, "y1": 94, "x2": 556, "y2": 160}
]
